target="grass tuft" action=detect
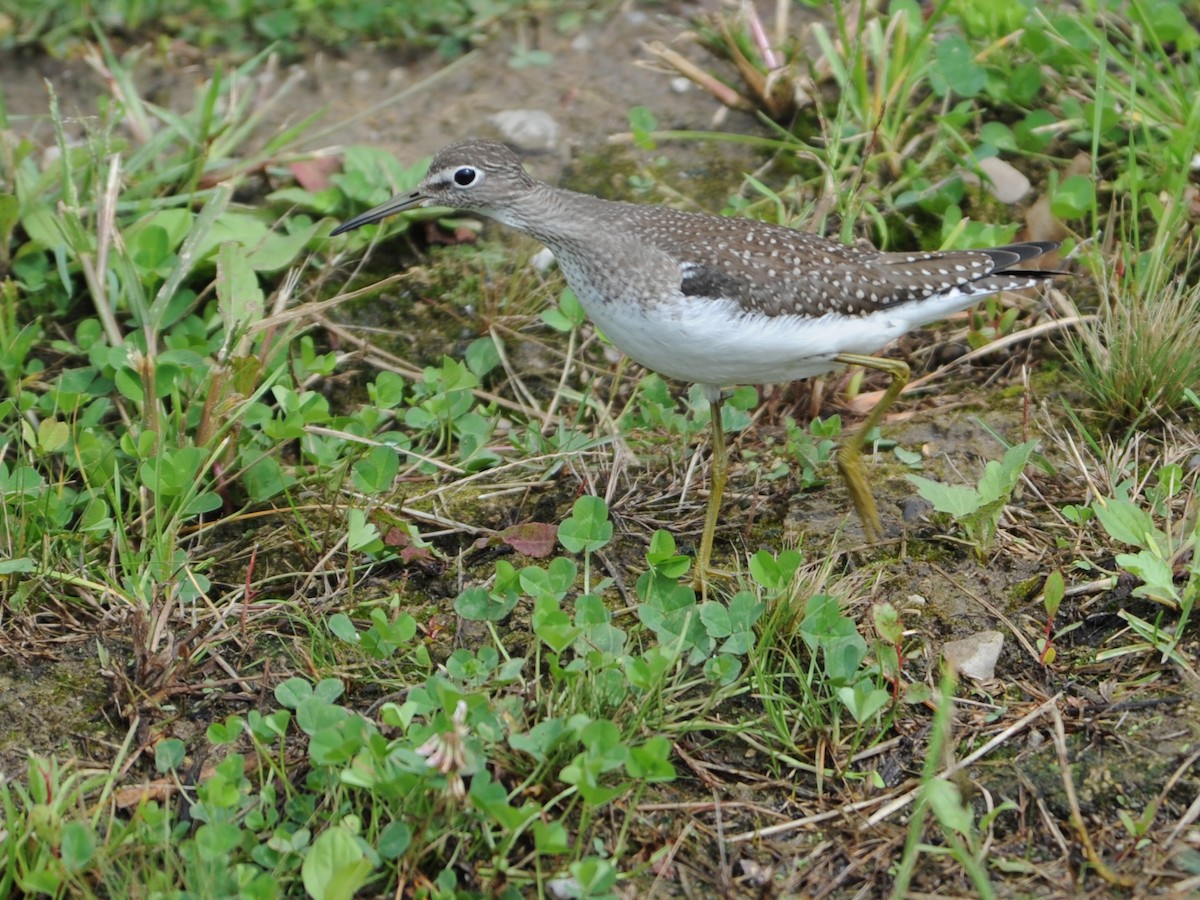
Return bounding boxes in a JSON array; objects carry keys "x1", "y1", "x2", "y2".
[{"x1": 1069, "y1": 238, "x2": 1200, "y2": 427}]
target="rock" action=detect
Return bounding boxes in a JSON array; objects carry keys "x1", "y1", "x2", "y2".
[
  {"x1": 530, "y1": 247, "x2": 557, "y2": 272},
  {"x1": 488, "y1": 109, "x2": 560, "y2": 152},
  {"x1": 942, "y1": 630, "x2": 1004, "y2": 681},
  {"x1": 974, "y1": 156, "x2": 1031, "y2": 204}
]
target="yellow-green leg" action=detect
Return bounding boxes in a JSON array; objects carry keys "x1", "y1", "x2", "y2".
[
  {"x1": 694, "y1": 397, "x2": 727, "y2": 595},
  {"x1": 832, "y1": 353, "x2": 911, "y2": 542}
]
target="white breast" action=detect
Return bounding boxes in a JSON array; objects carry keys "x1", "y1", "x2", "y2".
[{"x1": 580, "y1": 292, "x2": 923, "y2": 388}]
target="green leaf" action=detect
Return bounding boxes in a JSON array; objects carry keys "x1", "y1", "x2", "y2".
[
  {"x1": 114, "y1": 366, "x2": 144, "y2": 403},
  {"x1": 699, "y1": 601, "x2": 732, "y2": 638},
  {"x1": 1043, "y1": 571, "x2": 1064, "y2": 618},
  {"x1": 703, "y1": 653, "x2": 742, "y2": 685},
  {"x1": 1116, "y1": 550, "x2": 1179, "y2": 607},
  {"x1": 978, "y1": 123, "x2": 1016, "y2": 151},
  {"x1": 377, "y1": 821, "x2": 412, "y2": 860},
  {"x1": 217, "y1": 241, "x2": 265, "y2": 347},
  {"x1": 464, "y1": 336, "x2": 501, "y2": 376},
  {"x1": 1006, "y1": 61, "x2": 1044, "y2": 105},
  {"x1": 557, "y1": 495, "x2": 613, "y2": 554},
  {"x1": 906, "y1": 474, "x2": 984, "y2": 517},
  {"x1": 823, "y1": 632, "x2": 870, "y2": 685},
  {"x1": 59, "y1": 822, "x2": 96, "y2": 873},
  {"x1": 799, "y1": 593, "x2": 854, "y2": 648},
  {"x1": 748, "y1": 548, "x2": 802, "y2": 591},
  {"x1": 346, "y1": 509, "x2": 382, "y2": 552},
  {"x1": 836, "y1": 682, "x2": 891, "y2": 723},
  {"x1": 249, "y1": 219, "x2": 322, "y2": 271},
  {"x1": 455, "y1": 584, "x2": 520, "y2": 622},
  {"x1": 155, "y1": 738, "x2": 186, "y2": 772},
  {"x1": 872, "y1": 602, "x2": 902, "y2": 644},
  {"x1": 979, "y1": 124, "x2": 1017, "y2": 152},
  {"x1": 570, "y1": 857, "x2": 617, "y2": 894},
  {"x1": 352, "y1": 445, "x2": 399, "y2": 494},
  {"x1": 541, "y1": 289, "x2": 586, "y2": 332},
  {"x1": 532, "y1": 594, "x2": 578, "y2": 652},
  {"x1": 629, "y1": 106, "x2": 659, "y2": 149},
  {"x1": 19, "y1": 204, "x2": 61, "y2": 246},
  {"x1": 182, "y1": 491, "x2": 222, "y2": 516},
  {"x1": 645, "y1": 529, "x2": 691, "y2": 578},
  {"x1": 0, "y1": 192, "x2": 19, "y2": 243},
  {"x1": 1093, "y1": 495, "x2": 1162, "y2": 549},
  {"x1": 520, "y1": 556, "x2": 577, "y2": 600},
  {"x1": 133, "y1": 223, "x2": 171, "y2": 269},
  {"x1": 275, "y1": 677, "x2": 313, "y2": 708},
  {"x1": 534, "y1": 820, "x2": 570, "y2": 853},
  {"x1": 469, "y1": 771, "x2": 541, "y2": 831},
  {"x1": 206, "y1": 715, "x2": 243, "y2": 746},
  {"x1": 577, "y1": 718, "x2": 622, "y2": 755},
  {"x1": 328, "y1": 613, "x2": 359, "y2": 644},
  {"x1": 1050, "y1": 174, "x2": 1095, "y2": 219},
  {"x1": 637, "y1": 573, "x2": 710, "y2": 661},
  {"x1": 931, "y1": 36, "x2": 986, "y2": 98},
  {"x1": 927, "y1": 778, "x2": 975, "y2": 835},
  {"x1": 195, "y1": 822, "x2": 242, "y2": 860},
  {"x1": 1145, "y1": 1, "x2": 1200, "y2": 49},
  {"x1": 509, "y1": 717, "x2": 570, "y2": 761},
  {"x1": 574, "y1": 593, "x2": 610, "y2": 627},
  {"x1": 243, "y1": 456, "x2": 293, "y2": 501},
  {"x1": 627, "y1": 736, "x2": 675, "y2": 781},
  {"x1": 976, "y1": 440, "x2": 1038, "y2": 504},
  {"x1": 301, "y1": 826, "x2": 373, "y2": 900},
  {"x1": 367, "y1": 371, "x2": 406, "y2": 408}
]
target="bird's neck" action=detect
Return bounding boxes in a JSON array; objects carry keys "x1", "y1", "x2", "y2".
[{"x1": 487, "y1": 183, "x2": 612, "y2": 248}]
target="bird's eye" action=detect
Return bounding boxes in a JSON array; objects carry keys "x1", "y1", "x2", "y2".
[{"x1": 453, "y1": 167, "x2": 478, "y2": 186}]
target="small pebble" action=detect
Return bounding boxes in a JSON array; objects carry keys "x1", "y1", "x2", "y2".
[
  {"x1": 943, "y1": 631, "x2": 1004, "y2": 682},
  {"x1": 530, "y1": 247, "x2": 557, "y2": 272},
  {"x1": 488, "y1": 109, "x2": 560, "y2": 152},
  {"x1": 976, "y1": 156, "x2": 1032, "y2": 204}
]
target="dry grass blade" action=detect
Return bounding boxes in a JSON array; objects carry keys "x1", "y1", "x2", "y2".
[
  {"x1": 640, "y1": 40, "x2": 756, "y2": 111},
  {"x1": 862, "y1": 694, "x2": 1062, "y2": 828},
  {"x1": 1049, "y1": 703, "x2": 1138, "y2": 888}
]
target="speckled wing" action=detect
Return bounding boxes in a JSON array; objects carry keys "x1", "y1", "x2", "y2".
[{"x1": 678, "y1": 239, "x2": 1056, "y2": 319}]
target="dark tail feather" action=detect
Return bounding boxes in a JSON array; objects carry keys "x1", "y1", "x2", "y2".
[{"x1": 980, "y1": 241, "x2": 1060, "y2": 272}]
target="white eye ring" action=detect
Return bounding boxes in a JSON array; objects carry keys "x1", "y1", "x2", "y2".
[{"x1": 453, "y1": 166, "x2": 479, "y2": 186}]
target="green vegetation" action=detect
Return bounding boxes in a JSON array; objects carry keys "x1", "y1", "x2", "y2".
[
  {"x1": 1, "y1": 0, "x2": 1198, "y2": 895},
  {"x1": 907, "y1": 438, "x2": 1040, "y2": 559},
  {"x1": 0, "y1": 0, "x2": 543, "y2": 58}
]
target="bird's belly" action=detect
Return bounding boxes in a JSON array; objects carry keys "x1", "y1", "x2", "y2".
[{"x1": 582, "y1": 296, "x2": 911, "y2": 388}]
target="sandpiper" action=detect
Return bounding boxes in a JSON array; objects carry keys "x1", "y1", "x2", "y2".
[{"x1": 332, "y1": 139, "x2": 1057, "y2": 584}]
